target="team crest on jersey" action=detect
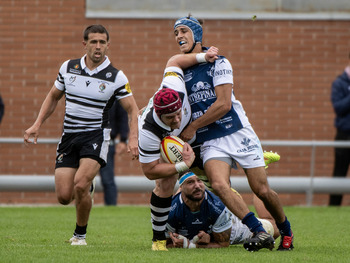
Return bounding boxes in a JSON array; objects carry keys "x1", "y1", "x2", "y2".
[
  {"x1": 191, "y1": 81, "x2": 211, "y2": 93},
  {"x1": 67, "y1": 76, "x2": 76, "y2": 86},
  {"x1": 74, "y1": 64, "x2": 79, "y2": 69},
  {"x1": 106, "y1": 72, "x2": 112, "y2": 79},
  {"x1": 99, "y1": 83, "x2": 106, "y2": 93},
  {"x1": 125, "y1": 83, "x2": 131, "y2": 93}
]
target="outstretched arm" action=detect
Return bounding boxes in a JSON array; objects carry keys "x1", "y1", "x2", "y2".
[
  {"x1": 24, "y1": 85, "x2": 64, "y2": 146},
  {"x1": 166, "y1": 46, "x2": 219, "y2": 69},
  {"x1": 119, "y1": 95, "x2": 139, "y2": 160}
]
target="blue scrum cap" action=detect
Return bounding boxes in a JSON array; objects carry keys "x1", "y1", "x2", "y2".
[
  {"x1": 174, "y1": 16, "x2": 203, "y2": 44},
  {"x1": 178, "y1": 171, "x2": 197, "y2": 186}
]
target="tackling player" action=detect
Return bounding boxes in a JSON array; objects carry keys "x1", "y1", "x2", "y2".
[{"x1": 138, "y1": 47, "x2": 219, "y2": 251}]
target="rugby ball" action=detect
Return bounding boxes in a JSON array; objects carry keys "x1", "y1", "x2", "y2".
[{"x1": 160, "y1": 135, "x2": 184, "y2": 164}]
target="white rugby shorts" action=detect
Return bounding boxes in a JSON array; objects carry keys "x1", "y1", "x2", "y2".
[{"x1": 200, "y1": 126, "x2": 265, "y2": 169}]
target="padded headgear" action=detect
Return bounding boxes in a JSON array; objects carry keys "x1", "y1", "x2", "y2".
[
  {"x1": 153, "y1": 88, "x2": 182, "y2": 118},
  {"x1": 174, "y1": 16, "x2": 202, "y2": 44}
]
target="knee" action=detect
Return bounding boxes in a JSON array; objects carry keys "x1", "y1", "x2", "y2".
[
  {"x1": 74, "y1": 182, "x2": 88, "y2": 198},
  {"x1": 57, "y1": 193, "x2": 72, "y2": 205},
  {"x1": 254, "y1": 187, "x2": 276, "y2": 201},
  {"x1": 210, "y1": 180, "x2": 230, "y2": 193},
  {"x1": 154, "y1": 177, "x2": 177, "y2": 196}
]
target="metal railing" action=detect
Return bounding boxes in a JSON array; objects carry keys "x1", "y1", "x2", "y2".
[{"x1": 1, "y1": 137, "x2": 350, "y2": 206}]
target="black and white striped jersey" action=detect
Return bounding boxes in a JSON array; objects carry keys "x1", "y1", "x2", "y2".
[
  {"x1": 138, "y1": 66, "x2": 192, "y2": 164},
  {"x1": 54, "y1": 55, "x2": 132, "y2": 133}
]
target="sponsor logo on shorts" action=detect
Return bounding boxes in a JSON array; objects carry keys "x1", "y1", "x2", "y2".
[
  {"x1": 253, "y1": 155, "x2": 261, "y2": 161},
  {"x1": 57, "y1": 154, "x2": 64, "y2": 163},
  {"x1": 241, "y1": 138, "x2": 250, "y2": 147},
  {"x1": 238, "y1": 138, "x2": 259, "y2": 153},
  {"x1": 92, "y1": 143, "x2": 98, "y2": 150}
]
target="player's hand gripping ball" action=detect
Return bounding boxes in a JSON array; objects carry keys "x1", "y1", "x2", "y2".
[{"x1": 160, "y1": 135, "x2": 185, "y2": 164}]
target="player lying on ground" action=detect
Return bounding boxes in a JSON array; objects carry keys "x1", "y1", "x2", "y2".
[{"x1": 166, "y1": 172, "x2": 280, "y2": 248}]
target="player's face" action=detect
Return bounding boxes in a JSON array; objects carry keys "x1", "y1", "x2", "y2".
[
  {"x1": 174, "y1": 26, "x2": 194, "y2": 54},
  {"x1": 182, "y1": 176, "x2": 205, "y2": 202},
  {"x1": 161, "y1": 109, "x2": 182, "y2": 129},
  {"x1": 84, "y1": 33, "x2": 110, "y2": 66}
]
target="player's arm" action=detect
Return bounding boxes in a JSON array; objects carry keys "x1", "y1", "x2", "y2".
[
  {"x1": 168, "y1": 229, "x2": 231, "y2": 249},
  {"x1": 141, "y1": 142, "x2": 194, "y2": 180},
  {"x1": 119, "y1": 95, "x2": 139, "y2": 159},
  {"x1": 24, "y1": 85, "x2": 64, "y2": 146},
  {"x1": 166, "y1": 46, "x2": 218, "y2": 69},
  {"x1": 198, "y1": 228, "x2": 231, "y2": 248},
  {"x1": 180, "y1": 83, "x2": 232, "y2": 142}
]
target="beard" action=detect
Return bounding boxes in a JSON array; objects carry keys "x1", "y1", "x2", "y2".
[{"x1": 185, "y1": 189, "x2": 204, "y2": 202}]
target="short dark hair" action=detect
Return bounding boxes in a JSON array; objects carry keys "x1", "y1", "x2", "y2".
[{"x1": 83, "y1": 24, "x2": 109, "y2": 42}]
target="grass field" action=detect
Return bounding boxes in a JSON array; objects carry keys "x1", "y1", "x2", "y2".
[{"x1": 1, "y1": 205, "x2": 349, "y2": 263}]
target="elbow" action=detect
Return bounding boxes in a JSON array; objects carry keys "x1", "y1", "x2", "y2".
[
  {"x1": 223, "y1": 103, "x2": 232, "y2": 113},
  {"x1": 218, "y1": 102, "x2": 232, "y2": 115},
  {"x1": 144, "y1": 171, "x2": 157, "y2": 180}
]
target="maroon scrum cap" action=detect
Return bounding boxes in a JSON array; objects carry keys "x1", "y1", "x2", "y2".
[{"x1": 153, "y1": 88, "x2": 182, "y2": 118}]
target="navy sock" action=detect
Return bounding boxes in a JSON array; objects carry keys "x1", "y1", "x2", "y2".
[
  {"x1": 242, "y1": 212, "x2": 265, "y2": 234},
  {"x1": 276, "y1": 217, "x2": 292, "y2": 236}
]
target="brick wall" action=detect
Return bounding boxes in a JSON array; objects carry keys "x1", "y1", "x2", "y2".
[{"x1": 0, "y1": 0, "x2": 349, "y2": 205}]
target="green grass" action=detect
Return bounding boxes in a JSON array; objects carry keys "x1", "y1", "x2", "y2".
[{"x1": 1, "y1": 206, "x2": 349, "y2": 263}]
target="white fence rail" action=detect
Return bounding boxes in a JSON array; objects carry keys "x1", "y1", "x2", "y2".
[{"x1": 1, "y1": 138, "x2": 350, "y2": 206}]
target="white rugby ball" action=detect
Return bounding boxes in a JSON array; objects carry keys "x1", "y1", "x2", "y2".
[{"x1": 160, "y1": 135, "x2": 185, "y2": 164}]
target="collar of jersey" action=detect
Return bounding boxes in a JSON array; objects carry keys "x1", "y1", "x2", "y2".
[
  {"x1": 80, "y1": 55, "x2": 111, "y2": 75},
  {"x1": 153, "y1": 110, "x2": 172, "y2": 131}
]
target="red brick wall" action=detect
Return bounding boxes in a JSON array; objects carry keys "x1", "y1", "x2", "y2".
[{"x1": 0, "y1": 0, "x2": 349, "y2": 205}]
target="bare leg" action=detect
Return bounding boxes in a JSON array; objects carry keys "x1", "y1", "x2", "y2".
[
  {"x1": 253, "y1": 195, "x2": 280, "y2": 239},
  {"x1": 55, "y1": 167, "x2": 76, "y2": 205},
  {"x1": 74, "y1": 158, "x2": 100, "y2": 226},
  {"x1": 245, "y1": 167, "x2": 285, "y2": 224},
  {"x1": 204, "y1": 160, "x2": 250, "y2": 219}
]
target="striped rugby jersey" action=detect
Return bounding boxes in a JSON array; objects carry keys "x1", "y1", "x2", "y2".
[
  {"x1": 138, "y1": 66, "x2": 192, "y2": 164},
  {"x1": 54, "y1": 55, "x2": 132, "y2": 133}
]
